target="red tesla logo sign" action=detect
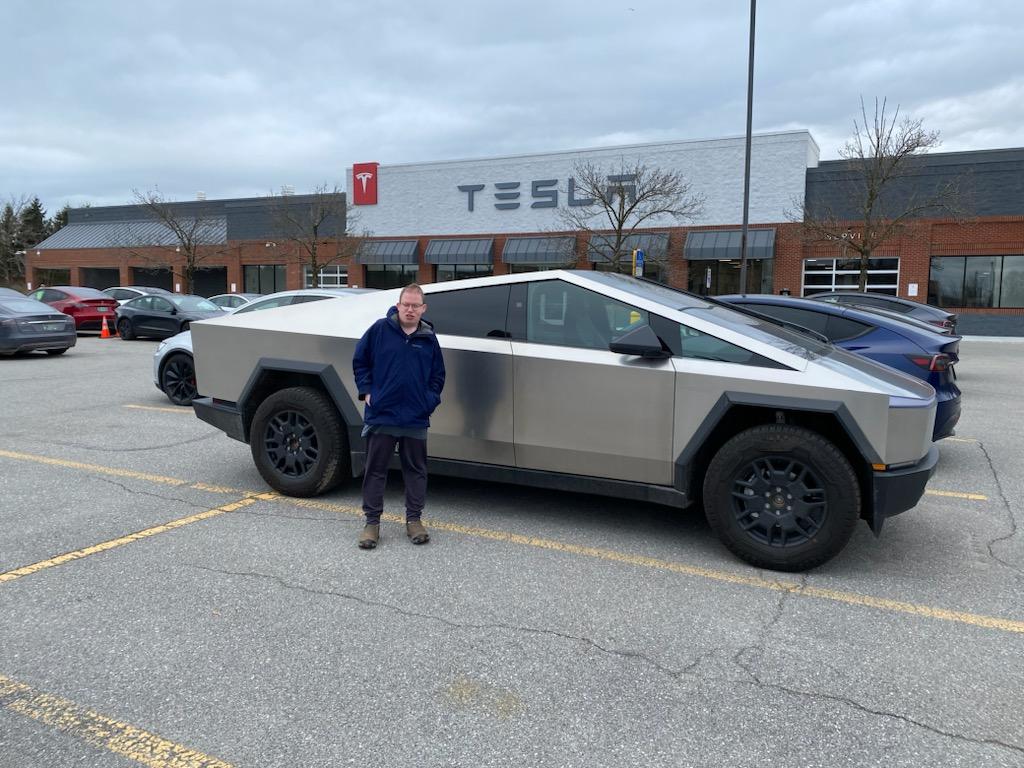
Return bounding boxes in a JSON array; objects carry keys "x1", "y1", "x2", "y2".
[{"x1": 353, "y1": 162, "x2": 378, "y2": 205}]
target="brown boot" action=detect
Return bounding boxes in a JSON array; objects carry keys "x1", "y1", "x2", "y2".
[
  {"x1": 358, "y1": 524, "x2": 380, "y2": 549},
  {"x1": 406, "y1": 520, "x2": 430, "y2": 545}
]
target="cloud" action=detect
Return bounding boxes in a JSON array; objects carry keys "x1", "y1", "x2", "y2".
[{"x1": 3, "y1": 0, "x2": 1023, "y2": 215}]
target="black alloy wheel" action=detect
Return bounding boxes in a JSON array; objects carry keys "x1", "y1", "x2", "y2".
[
  {"x1": 729, "y1": 456, "x2": 826, "y2": 547},
  {"x1": 265, "y1": 409, "x2": 319, "y2": 478},
  {"x1": 703, "y1": 424, "x2": 860, "y2": 572},
  {"x1": 161, "y1": 353, "x2": 197, "y2": 406},
  {"x1": 117, "y1": 318, "x2": 134, "y2": 340},
  {"x1": 249, "y1": 387, "x2": 349, "y2": 497}
]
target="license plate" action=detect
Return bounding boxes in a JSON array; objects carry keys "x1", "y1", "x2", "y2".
[
  {"x1": 98, "y1": 307, "x2": 109, "y2": 312},
  {"x1": 42, "y1": 323, "x2": 62, "y2": 331}
]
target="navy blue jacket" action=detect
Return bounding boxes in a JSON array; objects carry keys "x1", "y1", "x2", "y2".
[{"x1": 352, "y1": 306, "x2": 446, "y2": 428}]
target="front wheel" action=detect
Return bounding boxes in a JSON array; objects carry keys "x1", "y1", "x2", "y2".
[
  {"x1": 161, "y1": 352, "x2": 197, "y2": 406},
  {"x1": 703, "y1": 424, "x2": 861, "y2": 572},
  {"x1": 249, "y1": 387, "x2": 349, "y2": 497}
]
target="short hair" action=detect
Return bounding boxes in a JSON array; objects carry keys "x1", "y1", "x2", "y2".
[{"x1": 399, "y1": 283, "x2": 424, "y2": 302}]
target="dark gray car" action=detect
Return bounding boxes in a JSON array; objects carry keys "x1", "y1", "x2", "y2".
[{"x1": 0, "y1": 295, "x2": 77, "y2": 356}]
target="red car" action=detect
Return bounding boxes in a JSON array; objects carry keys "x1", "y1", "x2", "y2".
[{"x1": 28, "y1": 286, "x2": 120, "y2": 331}]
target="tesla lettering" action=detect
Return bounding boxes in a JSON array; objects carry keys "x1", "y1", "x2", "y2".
[{"x1": 456, "y1": 175, "x2": 632, "y2": 211}]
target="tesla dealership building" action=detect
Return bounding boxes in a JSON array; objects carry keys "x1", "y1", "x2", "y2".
[{"x1": 27, "y1": 130, "x2": 1024, "y2": 329}]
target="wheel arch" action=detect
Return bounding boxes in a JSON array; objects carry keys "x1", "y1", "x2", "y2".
[
  {"x1": 236, "y1": 358, "x2": 364, "y2": 474},
  {"x1": 676, "y1": 392, "x2": 881, "y2": 529}
]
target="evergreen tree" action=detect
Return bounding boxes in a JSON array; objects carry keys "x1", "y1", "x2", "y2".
[
  {"x1": 0, "y1": 204, "x2": 25, "y2": 286},
  {"x1": 19, "y1": 197, "x2": 48, "y2": 247},
  {"x1": 48, "y1": 203, "x2": 71, "y2": 235}
]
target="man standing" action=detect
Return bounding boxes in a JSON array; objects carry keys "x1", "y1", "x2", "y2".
[{"x1": 352, "y1": 284, "x2": 445, "y2": 549}]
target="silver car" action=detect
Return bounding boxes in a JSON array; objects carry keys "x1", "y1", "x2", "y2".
[{"x1": 190, "y1": 271, "x2": 939, "y2": 571}]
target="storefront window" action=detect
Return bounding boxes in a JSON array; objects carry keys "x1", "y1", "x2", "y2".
[
  {"x1": 435, "y1": 264, "x2": 493, "y2": 282},
  {"x1": 1001, "y1": 256, "x2": 1024, "y2": 308},
  {"x1": 244, "y1": 264, "x2": 286, "y2": 294},
  {"x1": 365, "y1": 264, "x2": 418, "y2": 289},
  {"x1": 801, "y1": 257, "x2": 899, "y2": 296},
  {"x1": 929, "y1": 255, "x2": 1024, "y2": 308},
  {"x1": 687, "y1": 259, "x2": 771, "y2": 295},
  {"x1": 33, "y1": 268, "x2": 71, "y2": 287}
]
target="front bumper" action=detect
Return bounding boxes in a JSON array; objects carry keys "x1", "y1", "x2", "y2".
[
  {"x1": 192, "y1": 396, "x2": 246, "y2": 443},
  {"x1": 868, "y1": 444, "x2": 940, "y2": 534}
]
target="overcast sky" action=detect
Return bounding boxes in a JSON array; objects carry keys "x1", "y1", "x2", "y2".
[{"x1": 4, "y1": 0, "x2": 1023, "y2": 217}]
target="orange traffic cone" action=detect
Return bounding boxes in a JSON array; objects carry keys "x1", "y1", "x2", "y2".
[{"x1": 100, "y1": 315, "x2": 113, "y2": 339}]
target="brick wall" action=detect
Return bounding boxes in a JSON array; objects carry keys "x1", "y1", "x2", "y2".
[{"x1": 26, "y1": 216, "x2": 1024, "y2": 315}]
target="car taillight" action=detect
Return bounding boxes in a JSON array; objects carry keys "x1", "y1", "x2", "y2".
[{"x1": 907, "y1": 353, "x2": 951, "y2": 372}]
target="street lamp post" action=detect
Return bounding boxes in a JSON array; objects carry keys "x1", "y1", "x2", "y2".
[{"x1": 738, "y1": 0, "x2": 757, "y2": 296}]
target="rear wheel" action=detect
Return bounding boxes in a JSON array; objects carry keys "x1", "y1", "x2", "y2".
[
  {"x1": 45, "y1": 348, "x2": 69, "y2": 356},
  {"x1": 161, "y1": 353, "x2": 197, "y2": 406},
  {"x1": 117, "y1": 319, "x2": 134, "y2": 340},
  {"x1": 249, "y1": 387, "x2": 349, "y2": 497},
  {"x1": 703, "y1": 424, "x2": 860, "y2": 572}
]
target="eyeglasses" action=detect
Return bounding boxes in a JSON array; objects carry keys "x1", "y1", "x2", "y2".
[{"x1": 399, "y1": 302, "x2": 424, "y2": 310}]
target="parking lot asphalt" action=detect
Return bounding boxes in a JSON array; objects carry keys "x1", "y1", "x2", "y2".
[{"x1": 1, "y1": 335, "x2": 1022, "y2": 768}]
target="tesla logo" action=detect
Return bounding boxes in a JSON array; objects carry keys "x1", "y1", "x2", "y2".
[{"x1": 353, "y1": 162, "x2": 378, "y2": 205}]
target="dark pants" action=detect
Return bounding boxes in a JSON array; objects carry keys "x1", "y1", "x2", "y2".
[{"x1": 361, "y1": 433, "x2": 428, "y2": 525}]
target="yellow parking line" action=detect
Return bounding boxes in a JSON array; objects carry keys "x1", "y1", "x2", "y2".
[
  {"x1": 0, "y1": 673, "x2": 233, "y2": 768},
  {"x1": 0, "y1": 448, "x2": 1019, "y2": 634},
  {"x1": 0, "y1": 497, "x2": 266, "y2": 585},
  {"x1": 124, "y1": 404, "x2": 191, "y2": 414},
  {"x1": 926, "y1": 489, "x2": 988, "y2": 501},
  {"x1": 0, "y1": 449, "x2": 188, "y2": 487}
]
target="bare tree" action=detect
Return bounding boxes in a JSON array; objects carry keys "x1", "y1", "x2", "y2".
[
  {"x1": 557, "y1": 159, "x2": 704, "y2": 276},
  {"x1": 131, "y1": 188, "x2": 226, "y2": 293},
  {"x1": 269, "y1": 184, "x2": 364, "y2": 287},
  {"x1": 795, "y1": 98, "x2": 965, "y2": 290}
]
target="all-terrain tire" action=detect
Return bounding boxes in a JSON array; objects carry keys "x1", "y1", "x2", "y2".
[
  {"x1": 703, "y1": 424, "x2": 860, "y2": 572},
  {"x1": 249, "y1": 386, "x2": 349, "y2": 497}
]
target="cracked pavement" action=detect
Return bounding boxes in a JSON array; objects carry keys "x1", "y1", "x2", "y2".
[{"x1": 1, "y1": 336, "x2": 1022, "y2": 767}]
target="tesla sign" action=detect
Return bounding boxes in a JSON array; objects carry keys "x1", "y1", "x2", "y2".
[{"x1": 353, "y1": 162, "x2": 379, "y2": 205}]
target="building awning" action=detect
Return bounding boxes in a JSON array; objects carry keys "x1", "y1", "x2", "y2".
[
  {"x1": 355, "y1": 239, "x2": 419, "y2": 265},
  {"x1": 424, "y1": 238, "x2": 494, "y2": 264},
  {"x1": 684, "y1": 228, "x2": 776, "y2": 261},
  {"x1": 502, "y1": 236, "x2": 576, "y2": 265},
  {"x1": 587, "y1": 232, "x2": 669, "y2": 262},
  {"x1": 35, "y1": 218, "x2": 227, "y2": 250}
]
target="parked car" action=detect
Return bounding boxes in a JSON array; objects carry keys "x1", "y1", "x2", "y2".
[
  {"x1": 27, "y1": 286, "x2": 120, "y2": 330},
  {"x1": 0, "y1": 287, "x2": 24, "y2": 297},
  {"x1": 809, "y1": 291, "x2": 956, "y2": 333},
  {"x1": 190, "y1": 271, "x2": 941, "y2": 572},
  {"x1": 153, "y1": 288, "x2": 374, "y2": 406},
  {"x1": 718, "y1": 294, "x2": 961, "y2": 441},
  {"x1": 116, "y1": 294, "x2": 223, "y2": 341},
  {"x1": 0, "y1": 295, "x2": 77, "y2": 356},
  {"x1": 102, "y1": 285, "x2": 174, "y2": 306},
  {"x1": 207, "y1": 292, "x2": 261, "y2": 310}
]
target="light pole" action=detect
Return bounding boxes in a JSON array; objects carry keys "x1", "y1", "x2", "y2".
[{"x1": 738, "y1": 0, "x2": 756, "y2": 296}]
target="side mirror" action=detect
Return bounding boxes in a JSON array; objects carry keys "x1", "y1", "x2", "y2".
[
  {"x1": 608, "y1": 324, "x2": 671, "y2": 359},
  {"x1": 169, "y1": 307, "x2": 177, "y2": 315}
]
